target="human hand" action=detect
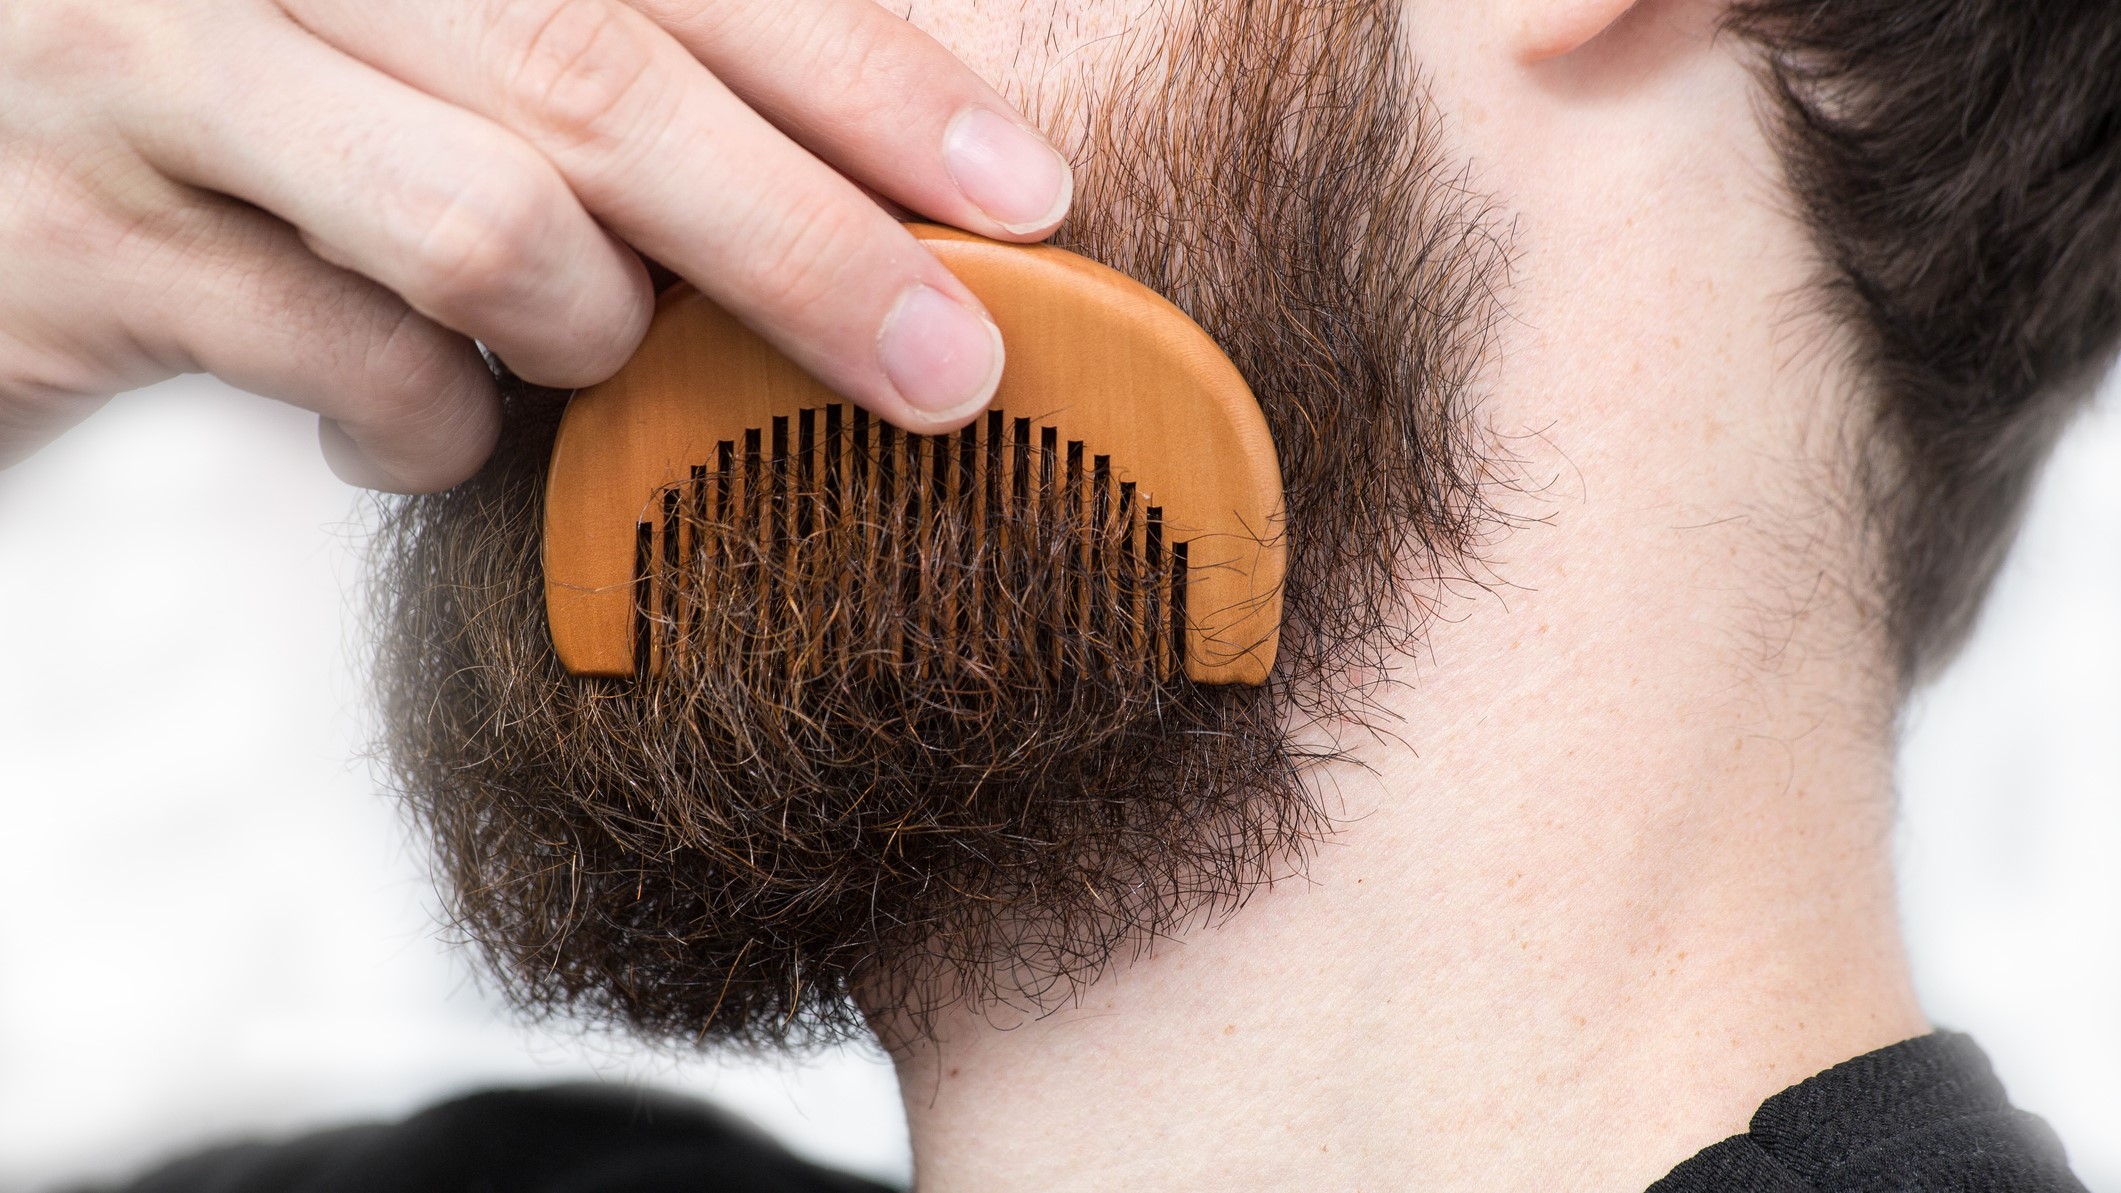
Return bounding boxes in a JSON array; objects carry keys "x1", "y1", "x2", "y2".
[{"x1": 0, "y1": 0, "x2": 1071, "y2": 491}]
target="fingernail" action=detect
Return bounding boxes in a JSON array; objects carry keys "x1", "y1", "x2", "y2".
[
  {"x1": 878, "y1": 284, "x2": 1004, "y2": 422},
  {"x1": 943, "y1": 107, "x2": 1073, "y2": 235}
]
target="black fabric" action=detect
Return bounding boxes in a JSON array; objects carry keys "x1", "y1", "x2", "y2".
[
  {"x1": 83, "y1": 1032, "x2": 2083, "y2": 1193},
  {"x1": 1651, "y1": 1033, "x2": 2088, "y2": 1192},
  {"x1": 80, "y1": 1084, "x2": 897, "y2": 1193}
]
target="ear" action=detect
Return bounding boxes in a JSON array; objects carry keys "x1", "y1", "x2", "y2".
[{"x1": 1512, "y1": 0, "x2": 1644, "y2": 63}]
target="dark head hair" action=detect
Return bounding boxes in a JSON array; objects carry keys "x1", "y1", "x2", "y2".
[{"x1": 1727, "y1": 0, "x2": 2121, "y2": 683}]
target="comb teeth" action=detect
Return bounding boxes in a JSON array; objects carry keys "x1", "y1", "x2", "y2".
[{"x1": 629, "y1": 403, "x2": 1188, "y2": 683}]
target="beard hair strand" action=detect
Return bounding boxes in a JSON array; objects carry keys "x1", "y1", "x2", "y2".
[{"x1": 368, "y1": 0, "x2": 1515, "y2": 1052}]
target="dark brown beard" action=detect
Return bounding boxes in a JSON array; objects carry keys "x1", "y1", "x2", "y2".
[{"x1": 368, "y1": 0, "x2": 1513, "y2": 1050}]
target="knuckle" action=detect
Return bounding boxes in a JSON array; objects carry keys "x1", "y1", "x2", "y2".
[
  {"x1": 4, "y1": 0, "x2": 135, "y2": 83},
  {"x1": 7, "y1": 138, "x2": 168, "y2": 263},
  {"x1": 348, "y1": 320, "x2": 494, "y2": 491},
  {"x1": 803, "y1": 13, "x2": 902, "y2": 98},
  {"x1": 778, "y1": 8, "x2": 938, "y2": 134},
  {"x1": 0, "y1": 342, "x2": 108, "y2": 453},
  {"x1": 400, "y1": 170, "x2": 553, "y2": 311},
  {"x1": 13, "y1": 175, "x2": 119, "y2": 262},
  {"x1": 731, "y1": 198, "x2": 877, "y2": 328},
  {"x1": 497, "y1": 0, "x2": 659, "y2": 149},
  {"x1": 357, "y1": 311, "x2": 477, "y2": 436}
]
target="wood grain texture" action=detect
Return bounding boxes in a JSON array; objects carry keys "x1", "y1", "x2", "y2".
[{"x1": 543, "y1": 223, "x2": 1284, "y2": 685}]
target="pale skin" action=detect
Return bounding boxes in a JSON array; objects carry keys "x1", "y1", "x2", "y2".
[
  {"x1": 0, "y1": 0, "x2": 1072, "y2": 489},
  {"x1": 891, "y1": 1, "x2": 1928, "y2": 1190},
  {"x1": 2, "y1": 0, "x2": 1930, "y2": 1189}
]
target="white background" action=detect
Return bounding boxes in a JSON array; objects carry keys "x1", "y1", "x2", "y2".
[{"x1": 1, "y1": 367, "x2": 2115, "y2": 1190}]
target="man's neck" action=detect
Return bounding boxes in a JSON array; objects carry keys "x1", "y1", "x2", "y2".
[
  {"x1": 878, "y1": 547, "x2": 1925, "y2": 1180},
  {"x1": 881, "y1": 587, "x2": 1926, "y2": 1190},
  {"x1": 876, "y1": 3, "x2": 1929, "y2": 1186}
]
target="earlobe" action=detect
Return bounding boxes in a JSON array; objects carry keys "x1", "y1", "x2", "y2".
[{"x1": 1513, "y1": 0, "x2": 1644, "y2": 63}]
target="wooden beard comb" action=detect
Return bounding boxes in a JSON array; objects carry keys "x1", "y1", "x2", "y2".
[{"x1": 543, "y1": 224, "x2": 1285, "y2": 686}]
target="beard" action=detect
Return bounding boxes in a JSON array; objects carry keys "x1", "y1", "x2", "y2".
[{"x1": 369, "y1": 0, "x2": 1513, "y2": 1050}]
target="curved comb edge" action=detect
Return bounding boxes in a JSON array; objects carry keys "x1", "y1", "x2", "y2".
[{"x1": 543, "y1": 223, "x2": 1285, "y2": 686}]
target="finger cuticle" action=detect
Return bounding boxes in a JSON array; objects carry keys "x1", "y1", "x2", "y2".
[{"x1": 942, "y1": 107, "x2": 1073, "y2": 236}]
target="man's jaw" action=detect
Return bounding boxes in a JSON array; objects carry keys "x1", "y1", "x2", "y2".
[{"x1": 370, "y1": 0, "x2": 1513, "y2": 1055}]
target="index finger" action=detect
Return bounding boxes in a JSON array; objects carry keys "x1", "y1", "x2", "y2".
[
  {"x1": 282, "y1": 0, "x2": 1018, "y2": 431},
  {"x1": 633, "y1": 0, "x2": 1074, "y2": 242}
]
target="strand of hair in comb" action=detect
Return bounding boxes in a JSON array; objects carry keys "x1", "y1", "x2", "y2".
[{"x1": 629, "y1": 403, "x2": 1186, "y2": 685}]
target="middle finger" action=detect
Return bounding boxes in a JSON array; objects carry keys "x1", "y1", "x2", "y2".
[{"x1": 284, "y1": 0, "x2": 1006, "y2": 430}]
